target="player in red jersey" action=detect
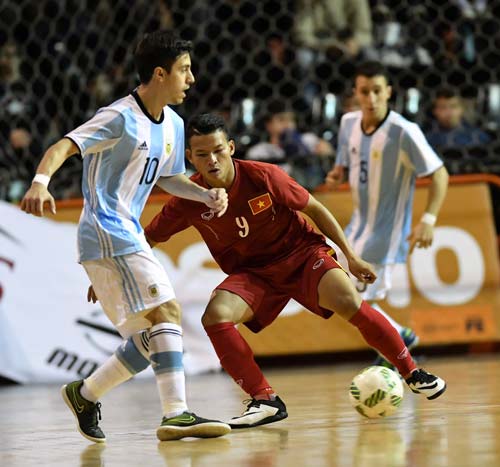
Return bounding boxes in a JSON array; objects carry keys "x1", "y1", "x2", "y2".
[
  {"x1": 141, "y1": 113, "x2": 448, "y2": 427},
  {"x1": 87, "y1": 113, "x2": 445, "y2": 428}
]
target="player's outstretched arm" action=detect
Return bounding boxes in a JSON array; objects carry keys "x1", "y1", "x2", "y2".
[
  {"x1": 20, "y1": 138, "x2": 80, "y2": 217},
  {"x1": 301, "y1": 194, "x2": 376, "y2": 283},
  {"x1": 156, "y1": 174, "x2": 228, "y2": 217},
  {"x1": 408, "y1": 165, "x2": 449, "y2": 253}
]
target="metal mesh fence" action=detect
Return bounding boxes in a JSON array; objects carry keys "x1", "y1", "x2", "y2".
[{"x1": 1, "y1": 0, "x2": 499, "y2": 200}]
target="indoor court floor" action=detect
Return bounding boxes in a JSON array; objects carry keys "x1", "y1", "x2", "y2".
[{"x1": 1, "y1": 355, "x2": 499, "y2": 467}]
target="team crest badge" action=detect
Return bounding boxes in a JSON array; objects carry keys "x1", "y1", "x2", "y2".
[
  {"x1": 165, "y1": 143, "x2": 172, "y2": 155},
  {"x1": 248, "y1": 193, "x2": 272, "y2": 215},
  {"x1": 148, "y1": 284, "x2": 160, "y2": 298}
]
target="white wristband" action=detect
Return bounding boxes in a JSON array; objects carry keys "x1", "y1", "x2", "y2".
[
  {"x1": 421, "y1": 212, "x2": 437, "y2": 226},
  {"x1": 32, "y1": 174, "x2": 51, "y2": 187}
]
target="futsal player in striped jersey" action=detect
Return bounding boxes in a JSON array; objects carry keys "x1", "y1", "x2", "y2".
[
  {"x1": 326, "y1": 61, "x2": 449, "y2": 369},
  {"x1": 20, "y1": 31, "x2": 230, "y2": 442},
  {"x1": 137, "y1": 113, "x2": 447, "y2": 429}
]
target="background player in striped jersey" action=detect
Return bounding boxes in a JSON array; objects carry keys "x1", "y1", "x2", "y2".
[
  {"x1": 20, "y1": 31, "x2": 230, "y2": 442},
  {"x1": 326, "y1": 61, "x2": 449, "y2": 369},
  {"x1": 140, "y1": 113, "x2": 446, "y2": 429}
]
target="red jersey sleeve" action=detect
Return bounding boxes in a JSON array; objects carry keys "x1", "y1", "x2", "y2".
[
  {"x1": 263, "y1": 164, "x2": 310, "y2": 210},
  {"x1": 144, "y1": 196, "x2": 191, "y2": 243}
]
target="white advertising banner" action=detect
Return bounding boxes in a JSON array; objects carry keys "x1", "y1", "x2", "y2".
[{"x1": 0, "y1": 201, "x2": 222, "y2": 383}]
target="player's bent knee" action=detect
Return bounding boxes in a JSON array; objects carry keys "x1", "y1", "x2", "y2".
[
  {"x1": 320, "y1": 289, "x2": 361, "y2": 320},
  {"x1": 334, "y1": 297, "x2": 362, "y2": 321},
  {"x1": 201, "y1": 306, "x2": 233, "y2": 328},
  {"x1": 146, "y1": 300, "x2": 182, "y2": 326}
]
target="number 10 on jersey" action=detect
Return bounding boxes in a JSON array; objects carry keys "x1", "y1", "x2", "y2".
[{"x1": 140, "y1": 157, "x2": 159, "y2": 185}]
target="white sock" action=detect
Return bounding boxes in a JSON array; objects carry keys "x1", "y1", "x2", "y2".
[
  {"x1": 81, "y1": 354, "x2": 134, "y2": 402},
  {"x1": 370, "y1": 303, "x2": 404, "y2": 334},
  {"x1": 149, "y1": 323, "x2": 188, "y2": 418}
]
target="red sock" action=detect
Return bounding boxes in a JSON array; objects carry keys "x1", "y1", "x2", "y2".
[
  {"x1": 204, "y1": 322, "x2": 273, "y2": 397},
  {"x1": 349, "y1": 301, "x2": 417, "y2": 377}
]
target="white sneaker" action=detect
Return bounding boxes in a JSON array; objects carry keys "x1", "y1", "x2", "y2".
[
  {"x1": 229, "y1": 397, "x2": 288, "y2": 428},
  {"x1": 406, "y1": 369, "x2": 447, "y2": 400}
]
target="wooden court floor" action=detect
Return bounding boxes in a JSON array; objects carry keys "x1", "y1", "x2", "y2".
[{"x1": 1, "y1": 354, "x2": 499, "y2": 467}]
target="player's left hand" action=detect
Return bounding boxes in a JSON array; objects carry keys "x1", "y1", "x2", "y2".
[
  {"x1": 205, "y1": 188, "x2": 228, "y2": 217},
  {"x1": 408, "y1": 222, "x2": 434, "y2": 254},
  {"x1": 347, "y1": 257, "x2": 377, "y2": 284}
]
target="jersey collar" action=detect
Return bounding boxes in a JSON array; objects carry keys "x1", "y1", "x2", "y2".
[
  {"x1": 361, "y1": 109, "x2": 391, "y2": 136},
  {"x1": 131, "y1": 89, "x2": 164, "y2": 124}
]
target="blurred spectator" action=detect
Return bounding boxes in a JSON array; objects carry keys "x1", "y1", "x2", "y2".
[
  {"x1": 425, "y1": 88, "x2": 492, "y2": 150},
  {"x1": 369, "y1": 2, "x2": 433, "y2": 69},
  {"x1": 0, "y1": 42, "x2": 43, "y2": 201},
  {"x1": 340, "y1": 89, "x2": 360, "y2": 114},
  {"x1": 294, "y1": 0, "x2": 373, "y2": 62},
  {"x1": 246, "y1": 101, "x2": 333, "y2": 189},
  {"x1": 294, "y1": 0, "x2": 373, "y2": 105},
  {"x1": 432, "y1": 0, "x2": 493, "y2": 78}
]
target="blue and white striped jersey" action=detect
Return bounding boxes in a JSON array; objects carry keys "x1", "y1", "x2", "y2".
[
  {"x1": 336, "y1": 110, "x2": 443, "y2": 264},
  {"x1": 66, "y1": 91, "x2": 186, "y2": 262}
]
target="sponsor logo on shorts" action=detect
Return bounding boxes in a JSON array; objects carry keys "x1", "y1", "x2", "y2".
[
  {"x1": 148, "y1": 284, "x2": 160, "y2": 298},
  {"x1": 201, "y1": 210, "x2": 215, "y2": 221},
  {"x1": 313, "y1": 259, "x2": 324, "y2": 270}
]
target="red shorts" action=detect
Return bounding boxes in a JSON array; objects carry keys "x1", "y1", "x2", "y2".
[{"x1": 216, "y1": 241, "x2": 344, "y2": 333}]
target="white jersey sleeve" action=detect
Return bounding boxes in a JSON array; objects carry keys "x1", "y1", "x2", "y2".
[
  {"x1": 401, "y1": 122, "x2": 443, "y2": 177},
  {"x1": 66, "y1": 108, "x2": 124, "y2": 157}
]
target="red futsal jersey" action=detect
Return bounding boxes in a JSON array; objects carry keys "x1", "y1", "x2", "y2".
[{"x1": 145, "y1": 159, "x2": 326, "y2": 274}]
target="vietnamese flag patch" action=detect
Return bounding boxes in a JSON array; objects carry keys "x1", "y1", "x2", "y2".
[{"x1": 248, "y1": 193, "x2": 272, "y2": 215}]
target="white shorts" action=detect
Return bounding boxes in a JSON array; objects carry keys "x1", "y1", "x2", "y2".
[
  {"x1": 354, "y1": 263, "x2": 395, "y2": 301},
  {"x1": 335, "y1": 250, "x2": 395, "y2": 301},
  {"x1": 82, "y1": 247, "x2": 175, "y2": 338}
]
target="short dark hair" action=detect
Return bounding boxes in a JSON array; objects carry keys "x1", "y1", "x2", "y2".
[
  {"x1": 186, "y1": 113, "x2": 229, "y2": 146},
  {"x1": 354, "y1": 61, "x2": 389, "y2": 82},
  {"x1": 134, "y1": 30, "x2": 192, "y2": 84},
  {"x1": 435, "y1": 87, "x2": 459, "y2": 100}
]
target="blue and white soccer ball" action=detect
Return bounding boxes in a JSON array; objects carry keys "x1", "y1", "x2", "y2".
[{"x1": 349, "y1": 366, "x2": 404, "y2": 418}]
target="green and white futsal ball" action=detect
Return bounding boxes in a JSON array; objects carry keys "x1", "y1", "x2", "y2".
[{"x1": 349, "y1": 366, "x2": 404, "y2": 418}]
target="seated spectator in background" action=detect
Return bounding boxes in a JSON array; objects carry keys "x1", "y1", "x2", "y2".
[
  {"x1": 294, "y1": 0, "x2": 373, "y2": 105},
  {"x1": 369, "y1": 2, "x2": 433, "y2": 69},
  {"x1": 294, "y1": 0, "x2": 373, "y2": 63},
  {"x1": 246, "y1": 101, "x2": 333, "y2": 189},
  {"x1": 0, "y1": 42, "x2": 44, "y2": 201},
  {"x1": 425, "y1": 88, "x2": 492, "y2": 149}
]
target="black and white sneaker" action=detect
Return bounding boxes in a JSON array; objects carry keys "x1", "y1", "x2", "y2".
[
  {"x1": 406, "y1": 369, "x2": 447, "y2": 400},
  {"x1": 229, "y1": 396, "x2": 288, "y2": 429}
]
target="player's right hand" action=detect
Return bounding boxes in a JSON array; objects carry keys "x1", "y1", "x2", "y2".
[
  {"x1": 204, "y1": 188, "x2": 228, "y2": 217},
  {"x1": 347, "y1": 256, "x2": 377, "y2": 284},
  {"x1": 325, "y1": 166, "x2": 345, "y2": 190},
  {"x1": 87, "y1": 285, "x2": 98, "y2": 303},
  {"x1": 20, "y1": 184, "x2": 56, "y2": 217}
]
